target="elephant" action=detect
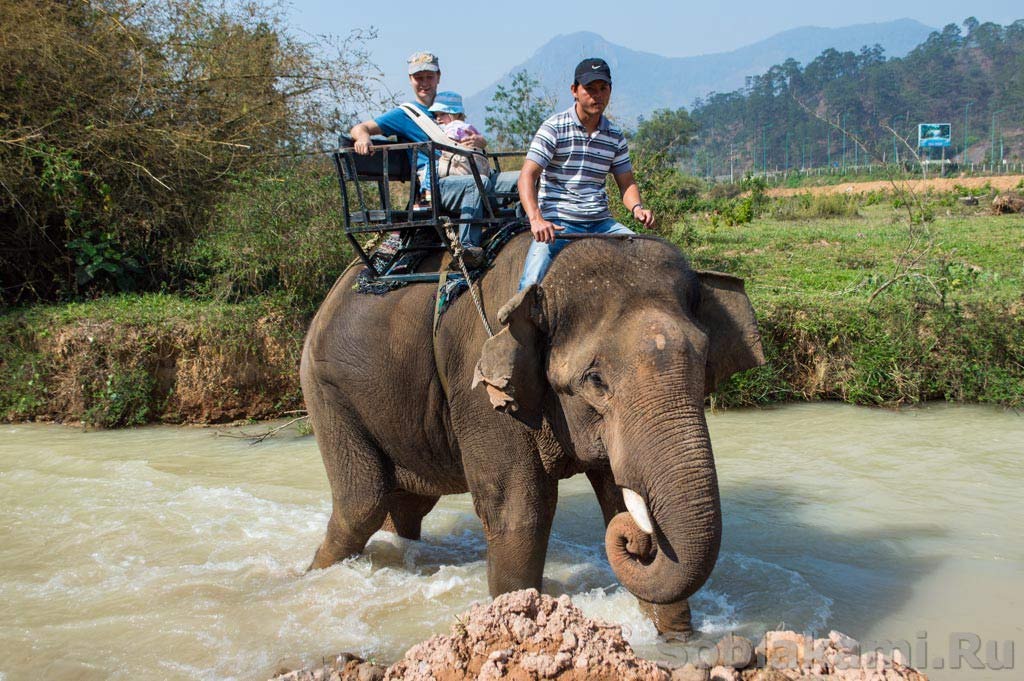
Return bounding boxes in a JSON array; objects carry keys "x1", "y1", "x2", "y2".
[{"x1": 299, "y1": 231, "x2": 764, "y2": 634}]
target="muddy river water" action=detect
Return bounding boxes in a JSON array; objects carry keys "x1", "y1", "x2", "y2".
[{"x1": 1, "y1": 403, "x2": 1021, "y2": 680}]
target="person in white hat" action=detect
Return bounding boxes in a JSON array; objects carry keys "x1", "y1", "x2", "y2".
[{"x1": 349, "y1": 53, "x2": 518, "y2": 267}]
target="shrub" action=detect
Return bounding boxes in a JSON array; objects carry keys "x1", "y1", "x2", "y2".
[
  {"x1": 184, "y1": 159, "x2": 353, "y2": 311},
  {"x1": 0, "y1": 0, "x2": 381, "y2": 304},
  {"x1": 772, "y1": 193, "x2": 861, "y2": 220}
]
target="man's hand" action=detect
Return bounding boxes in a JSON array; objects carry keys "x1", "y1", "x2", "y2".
[
  {"x1": 632, "y1": 205, "x2": 656, "y2": 229},
  {"x1": 350, "y1": 121, "x2": 381, "y2": 155},
  {"x1": 530, "y1": 216, "x2": 563, "y2": 244},
  {"x1": 353, "y1": 134, "x2": 373, "y2": 155}
]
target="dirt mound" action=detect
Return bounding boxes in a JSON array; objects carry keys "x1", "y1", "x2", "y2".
[
  {"x1": 766, "y1": 174, "x2": 1024, "y2": 198},
  {"x1": 386, "y1": 589, "x2": 665, "y2": 681},
  {"x1": 272, "y1": 590, "x2": 930, "y2": 681}
]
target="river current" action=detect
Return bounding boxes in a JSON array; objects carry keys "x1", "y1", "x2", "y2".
[{"x1": 1, "y1": 403, "x2": 1021, "y2": 680}]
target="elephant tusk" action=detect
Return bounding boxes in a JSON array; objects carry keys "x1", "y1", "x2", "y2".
[{"x1": 622, "y1": 488, "x2": 654, "y2": 534}]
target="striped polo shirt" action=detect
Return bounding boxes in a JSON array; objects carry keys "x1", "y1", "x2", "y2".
[{"x1": 525, "y1": 106, "x2": 632, "y2": 221}]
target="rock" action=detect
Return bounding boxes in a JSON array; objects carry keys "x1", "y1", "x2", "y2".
[
  {"x1": 716, "y1": 634, "x2": 755, "y2": 669},
  {"x1": 829, "y1": 631, "x2": 860, "y2": 654},
  {"x1": 759, "y1": 631, "x2": 806, "y2": 669},
  {"x1": 672, "y1": 662, "x2": 711, "y2": 681},
  {"x1": 355, "y1": 662, "x2": 384, "y2": 681},
  {"x1": 509, "y1": 615, "x2": 537, "y2": 641},
  {"x1": 709, "y1": 665, "x2": 739, "y2": 680}
]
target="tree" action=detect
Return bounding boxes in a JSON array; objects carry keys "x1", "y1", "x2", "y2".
[
  {"x1": 632, "y1": 108, "x2": 698, "y2": 163},
  {"x1": 0, "y1": 0, "x2": 383, "y2": 303},
  {"x1": 484, "y1": 70, "x2": 555, "y2": 150}
]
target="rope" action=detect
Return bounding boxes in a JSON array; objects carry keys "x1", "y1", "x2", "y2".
[
  {"x1": 432, "y1": 250, "x2": 453, "y2": 400},
  {"x1": 443, "y1": 219, "x2": 494, "y2": 338}
]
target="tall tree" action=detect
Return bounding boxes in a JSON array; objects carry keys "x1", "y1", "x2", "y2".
[
  {"x1": 632, "y1": 108, "x2": 698, "y2": 163},
  {"x1": 484, "y1": 70, "x2": 555, "y2": 150},
  {"x1": 0, "y1": 0, "x2": 382, "y2": 303}
]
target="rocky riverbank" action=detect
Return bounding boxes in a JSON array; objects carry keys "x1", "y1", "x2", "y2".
[{"x1": 271, "y1": 590, "x2": 927, "y2": 681}]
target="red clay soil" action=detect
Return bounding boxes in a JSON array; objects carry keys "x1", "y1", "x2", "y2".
[
  {"x1": 272, "y1": 589, "x2": 929, "y2": 680},
  {"x1": 766, "y1": 173, "x2": 1024, "y2": 197}
]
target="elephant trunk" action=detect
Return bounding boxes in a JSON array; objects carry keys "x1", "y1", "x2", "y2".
[{"x1": 605, "y1": 403, "x2": 721, "y2": 605}]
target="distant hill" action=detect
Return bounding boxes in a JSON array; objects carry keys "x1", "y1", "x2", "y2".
[
  {"x1": 465, "y1": 19, "x2": 934, "y2": 129},
  {"x1": 686, "y1": 18, "x2": 1024, "y2": 174}
]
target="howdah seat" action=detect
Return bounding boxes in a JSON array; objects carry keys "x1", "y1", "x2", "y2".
[{"x1": 334, "y1": 136, "x2": 523, "y2": 284}]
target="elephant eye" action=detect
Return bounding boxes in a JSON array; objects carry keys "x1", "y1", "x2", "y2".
[{"x1": 584, "y1": 370, "x2": 608, "y2": 392}]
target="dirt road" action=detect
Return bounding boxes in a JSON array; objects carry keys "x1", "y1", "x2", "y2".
[{"x1": 767, "y1": 174, "x2": 1024, "y2": 197}]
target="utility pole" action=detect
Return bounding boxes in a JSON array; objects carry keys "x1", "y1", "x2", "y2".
[
  {"x1": 842, "y1": 112, "x2": 847, "y2": 171},
  {"x1": 762, "y1": 126, "x2": 767, "y2": 177},
  {"x1": 963, "y1": 101, "x2": 973, "y2": 162},
  {"x1": 827, "y1": 123, "x2": 831, "y2": 170},
  {"x1": 730, "y1": 142, "x2": 735, "y2": 183},
  {"x1": 707, "y1": 117, "x2": 714, "y2": 179},
  {"x1": 987, "y1": 110, "x2": 995, "y2": 169},
  {"x1": 891, "y1": 115, "x2": 900, "y2": 165}
]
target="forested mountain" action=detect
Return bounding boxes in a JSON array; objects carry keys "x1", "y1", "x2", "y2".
[
  {"x1": 465, "y1": 20, "x2": 934, "y2": 129},
  {"x1": 686, "y1": 18, "x2": 1024, "y2": 176}
]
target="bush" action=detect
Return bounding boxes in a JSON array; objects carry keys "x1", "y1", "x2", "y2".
[
  {"x1": 772, "y1": 193, "x2": 861, "y2": 220},
  {"x1": 708, "y1": 182, "x2": 743, "y2": 200},
  {"x1": 184, "y1": 159, "x2": 353, "y2": 312},
  {"x1": 0, "y1": 0, "x2": 381, "y2": 304}
]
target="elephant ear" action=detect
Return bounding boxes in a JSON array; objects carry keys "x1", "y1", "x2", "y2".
[
  {"x1": 695, "y1": 271, "x2": 765, "y2": 395},
  {"x1": 472, "y1": 285, "x2": 546, "y2": 429}
]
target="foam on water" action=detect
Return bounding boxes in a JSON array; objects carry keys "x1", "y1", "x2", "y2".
[{"x1": 2, "y1": 404, "x2": 1022, "y2": 680}]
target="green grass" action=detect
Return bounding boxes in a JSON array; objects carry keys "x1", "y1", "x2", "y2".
[
  {"x1": 678, "y1": 205, "x2": 1024, "y2": 408},
  {"x1": 687, "y1": 205, "x2": 1024, "y2": 307}
]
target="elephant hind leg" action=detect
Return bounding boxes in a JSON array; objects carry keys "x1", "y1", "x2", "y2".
[
  {"x1": 305, "y1": 398, "x2": 391, "y2": 571},
  {"x1": 382, "y1": 490, "x2": 439, "y2": 540},
  {"x1": 309, "y1": 506, "x2": 387, "y2": 570}
]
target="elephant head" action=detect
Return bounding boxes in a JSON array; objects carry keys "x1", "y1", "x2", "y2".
[{"x1": 473, "y1": 237, "x2": 763, "y2": 610}]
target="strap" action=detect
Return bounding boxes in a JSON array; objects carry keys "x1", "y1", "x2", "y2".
[
  {"x1": 399, "y1": 103, "x2": 458, "y2": 146},
  {"x1": 399, "y1": 103, "x2": 488, "y2": 158}
]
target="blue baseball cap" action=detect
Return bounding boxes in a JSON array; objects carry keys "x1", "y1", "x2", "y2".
[{"x1": 429, "y1": 91, "x2": 464, "y2": 114}]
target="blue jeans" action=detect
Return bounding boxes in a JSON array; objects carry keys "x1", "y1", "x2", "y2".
[
  {"x1": 438, "y1": 170, "x2": 520, "y2": 247},
  {"x1": 518, "y1": 218, "x2": 634, "y2": 290}
]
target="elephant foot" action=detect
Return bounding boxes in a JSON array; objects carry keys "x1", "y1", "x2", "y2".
[
  {"x1": 306, "y1": 515, "x2": 375, "y2": 572},
  {"x1": 637, "y1": 597, "x2": 693, "y2": 639},
  {"x1": 307, "y1": 538, "x2": 358, "y2": 571}
]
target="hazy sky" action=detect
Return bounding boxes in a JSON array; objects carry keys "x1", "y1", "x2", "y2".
[{"x1": 285, "y1": 1, "x2": 1021, "y2": 99}]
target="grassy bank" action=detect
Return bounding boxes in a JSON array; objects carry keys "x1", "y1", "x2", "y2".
[
  {"x1": 691, "y1": 205, "x2": 1023, "y2": 408},
  {"x1": 0, "y1": 295, "x2": 306, "y2": 427},
  {"x1": 2, "y1": 194, "x2": 1022, "y2": 426}
]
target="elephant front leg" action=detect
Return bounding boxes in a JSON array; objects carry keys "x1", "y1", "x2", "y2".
[{"x1": 473, "y1": 476, "x2": 559, "y2": 596}]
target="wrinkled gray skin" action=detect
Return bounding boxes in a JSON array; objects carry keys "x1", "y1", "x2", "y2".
[{"x1": 300, "y1": 234, "x2": 764, "y2": 633}]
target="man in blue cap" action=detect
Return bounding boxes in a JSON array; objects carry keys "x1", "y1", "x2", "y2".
[
  {"x1": 349, "y1": 52, "x2": 518, "y2": 267},
  {"x1": 517, "y1": 57, "x2": 655, "y2": 289}
]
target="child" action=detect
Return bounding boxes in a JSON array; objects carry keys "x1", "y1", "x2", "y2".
[{"x1": 428, "y1": 91, "x2": 491, "y2": 177}]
